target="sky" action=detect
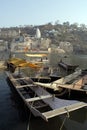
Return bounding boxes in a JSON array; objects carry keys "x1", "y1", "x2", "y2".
[{"x1": 0, "y1": 0, "x2": 87, "y2": 27}]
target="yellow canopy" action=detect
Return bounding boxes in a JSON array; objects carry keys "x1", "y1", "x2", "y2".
[
  {"x1": 19, "y1": 62, "x2": 41, "y2": 69},
  {"x1": 7, "y1": 58, "x2": 41, "y2": 69},
  {"x1": 25, "y1": 54, "x2": 47, "y2": 57},
  {"x1": 10, "y1": 60, "x2": 26, "y2": 65},
  {"x1": 8, "y1": 58, "x2": 20, "y2": 62},
  {"x1": 8, "y1": 58, "x2": 25, "y2": 64}
]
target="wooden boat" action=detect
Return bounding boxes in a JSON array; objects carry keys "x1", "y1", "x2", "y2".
[
  {"x1": 6, "y1": 58, "x2": 25, "y2": 72},
  {"x1": 6, "y1": 58, "x2": 42, "y2": 73},
  {"x1": 6, "y1": 71, "x2": 87, "y2": 121},
  {"x1": 58, "y1": 60, "x2": 79, "y2": 71},
  {"x1": 6, "y1": 58, "x2": 87, "y2": 96},
  {"x1": 34, "y1": 69, "x2": 87, "y2": 96}
]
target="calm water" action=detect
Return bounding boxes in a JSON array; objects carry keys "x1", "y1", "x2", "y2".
[{"x1": 1, "y1": 53, "x2": 87, "y2": 130}]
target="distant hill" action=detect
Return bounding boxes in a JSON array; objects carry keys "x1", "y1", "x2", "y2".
[{"x1": 1, "y1": 22, "x2": 87, "y2": 54}]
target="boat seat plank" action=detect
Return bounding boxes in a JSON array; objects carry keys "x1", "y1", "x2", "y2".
[
  {"x1": 26, "y1": 95, "x2": 52, "y2": 102},
  {"x1": 42, "y1": 102, "x2": 87, "y2": 120},
  {"x1": 11, "y1": 77, "x2": 29, "y2": 81},
  {"x1": 16, "y1": 84, "x2": 37, "y2": 88},
  {"x1": 58, "y1": 84, "x2": 87, "y2": 92}
]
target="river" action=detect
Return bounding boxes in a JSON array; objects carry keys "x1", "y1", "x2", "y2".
[{"x1": 0, "y1": 52, "x2": 87, "y2": 130}]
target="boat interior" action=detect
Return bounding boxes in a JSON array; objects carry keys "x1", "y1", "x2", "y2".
[{"x1": 6, "y1": 71, "x2": 87, "y2": 121}]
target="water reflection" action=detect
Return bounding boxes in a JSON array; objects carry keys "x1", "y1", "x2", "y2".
[
  {"x1": 28, "y1": 116, "x2": 66, "y2": 130},
  {"x1": 0, "y1": 71, "x2": 28, "y2": 130},
  {"x1": 63, "y1": 54, "x2": 87, "y2": 69},
  {"x1": 63, "y1": 107, "x2": 87, "y2": 130}
]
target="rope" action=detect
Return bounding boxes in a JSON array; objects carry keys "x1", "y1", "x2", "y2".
[
  {"x1": 27, "y1": 92, "x2": 37, "y2": 130},
  {"x1": 64, "y1": 108, "x2": 70, "y2": 118},
  {"x1": 27, "y1": 111, "x2": 31, "y2": 130},
  {"x1": 68, "y1": 89, "x2": 71, "y2": 98},
  {"x1": 27, "y1": 88, "x2": 44, "y2": 130},
  {"x1": 59, "y1": 115, "x2": 67, "y2": 130},
  {"x1": 59, "y1": 108, "x2": 70, "y2": 130},
  {"x1": 31, "y1": 93, "x2": 37, "y2": 106}
]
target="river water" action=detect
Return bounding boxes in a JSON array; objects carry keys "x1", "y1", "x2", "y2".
[{"x1": 0, "y1": 52, "x2": 87, "y2": 130}]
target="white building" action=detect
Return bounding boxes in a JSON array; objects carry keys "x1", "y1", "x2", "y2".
[{"x1": 35, "y1": 28, "x2": 41, "y2": 39}]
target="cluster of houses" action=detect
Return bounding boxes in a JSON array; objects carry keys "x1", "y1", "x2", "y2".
[
  {"x1": 11, "y1": 28, "x2": 51, "y2": 52},
  {"x1": 0, "y1": 27, "x2": 73, "y2": 54}
]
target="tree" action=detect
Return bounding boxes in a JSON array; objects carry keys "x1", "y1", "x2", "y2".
[
  {"x1": 63, "y1": 21, "x2": 70, "y2": 27},
  {"x1": 55, "y1": 20, "x2": 60, "y2": 25},
  {"x1": 70, "y1": 23, "x2": 78, "y2": 30},
  {"x1": 80, "y1": 24, "x2": 87, "y2": 31}
]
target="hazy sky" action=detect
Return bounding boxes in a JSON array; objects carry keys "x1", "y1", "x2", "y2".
[{"x1": 0, "y1": 0, "x2": 87, "y2": 27}]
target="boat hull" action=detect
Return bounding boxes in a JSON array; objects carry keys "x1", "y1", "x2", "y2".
[{"x1": 6, "y1": 71, "x2": 87, "y2": 121}]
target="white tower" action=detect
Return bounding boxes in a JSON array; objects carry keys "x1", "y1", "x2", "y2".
[
  {"x1": 19, "y1": 29, "x2": 21, "y2": 34},
  {"x1": 0, "y1": 29, "x2": 1, "y2": 36},
  {"x1": 36, "y1": 28, "x2": 41, "y2": 39}
]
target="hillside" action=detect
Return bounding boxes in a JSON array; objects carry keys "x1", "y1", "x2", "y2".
[{"x1": 1, "y1": 22, "x2": 87, "y2": 54}]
